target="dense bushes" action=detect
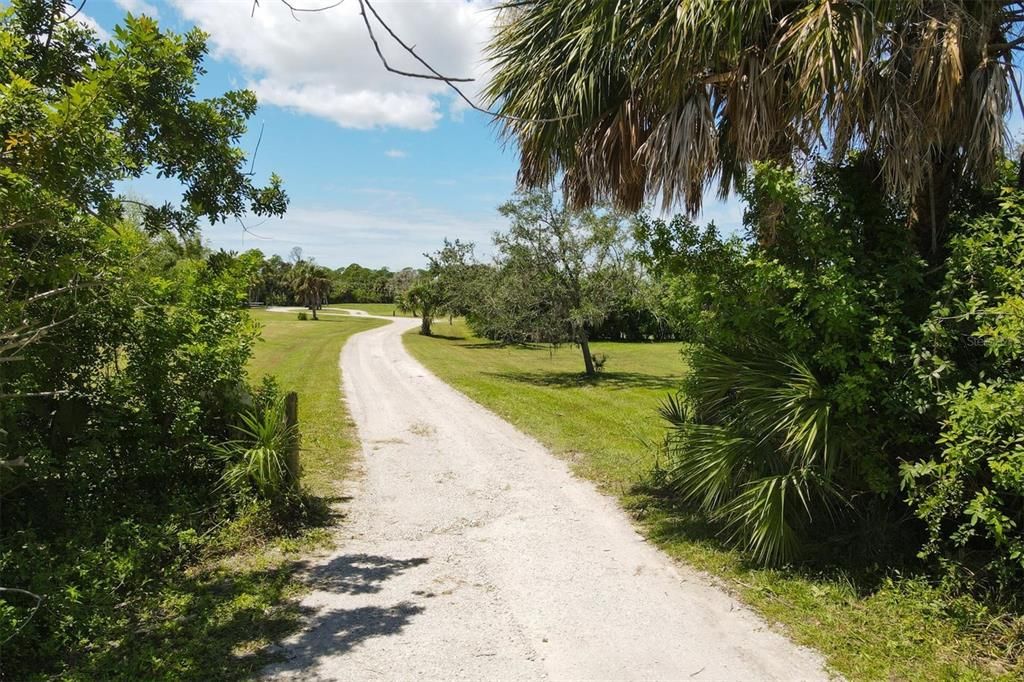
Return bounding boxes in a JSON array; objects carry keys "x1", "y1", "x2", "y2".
[
  {"x1": 902, "y1": 175, "x2": 1024, "y2": 593},
  {"x1": 643, "y1": 158, "x2": 1024, "y2": 594},
  {"x1": 0, "y1": 4, "x2": 292, "y2": 675}
]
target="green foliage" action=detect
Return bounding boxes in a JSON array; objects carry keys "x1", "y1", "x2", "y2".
[
  {"x1": 661, "y1": 350, "x2": 845, "y2": 565},
  {"x1": 296, "y1": 311, "x2": 308, "y2": 320},
  {"x1": 642, "y1": 158, "x2": 933, "y2": 562},
  {"x1": 397, "y1": 239, "x2": 477, "y2": 336},
  {"x1": 646, "y1": 157, "x2": 1024, "y2": 594},
  {"x1": 288, "y1": 260, "x2": 331, "y2": 319},
  {"x1": 330, "y1": 263, "x2": 395, "y2": 303},
  {"x1": 0, "y1": 2, "x2": 293, "y2": 676},
  {"x1": 217, "y1": 398, "x2": 297, "y2": 500},
  {"x1": 902, "y1": 171, "x2": 1024, "y2": 594},
  {"x1": 466, "y1": 189, "x2": 639, "y2": 373}
]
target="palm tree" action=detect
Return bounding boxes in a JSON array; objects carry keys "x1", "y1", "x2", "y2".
[
  {"x1": 289, "y1": 261, "x2": 331, "y2": 320},
  {"x1": 660, "y1": 349, "x2": 846, "y2": 565},
  {"x1": 487, "y1": 1, "x2": 1022, "y2": 258}
]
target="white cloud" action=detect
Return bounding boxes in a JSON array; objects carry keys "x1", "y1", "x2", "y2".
[
  {"x1": 169, "y1": 0, "x2": 495, "y2": 131},
  {"x1": 204, "y1": 203, "x2": 503, "y2": 269},
  {"x1": 384, "y1": 149, "x2": 408, "y2": 159},
  {"x1": 114, "y1": 0, "x2": 160, "y2": 18},
  {"x1": 74, "y1": 12, "x2": 111, "y2": 41}
]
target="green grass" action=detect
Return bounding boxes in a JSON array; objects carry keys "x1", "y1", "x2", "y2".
[
  {"x1": 405, "y1": 319, "x2": 684, "y2": 489},
  {"x1": 70, "y1": 310, "x2": 387, "y2": 680},
  {"x1": 324, "y1": 302, "x2": 415, "y2": 318},
  {"x1": 405, "y1": 319, "x2": 1022, "y2": 681},
  {"x1": 246, "y1": 309, "x2": 386, "y2": 494}
]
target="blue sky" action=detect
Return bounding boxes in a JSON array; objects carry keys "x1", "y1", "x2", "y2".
[{"x1": 79, "y1": 0, "x2": 744, "y2": 270}]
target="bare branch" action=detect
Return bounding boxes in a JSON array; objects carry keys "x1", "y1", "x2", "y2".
[
  {"x1": 359, "y1": 0, "x2": 573, "y2": 123},
  {"x1": 357, "y1": 0, "x2": 473, "y2": 82}
]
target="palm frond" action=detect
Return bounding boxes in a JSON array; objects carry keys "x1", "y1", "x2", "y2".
[{"x1": 662, "y1": 347, "x2": 848, "y2": 564}]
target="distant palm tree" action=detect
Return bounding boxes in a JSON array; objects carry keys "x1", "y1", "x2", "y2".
[
  {"x1": 487, "y1": 1, "x2": 1022, "y2": 257},
  {"x1": 289, "y1": 261, "x2": 331, "y2": 320}
]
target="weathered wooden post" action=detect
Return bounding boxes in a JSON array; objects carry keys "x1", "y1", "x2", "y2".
[{"x1": 283, "y1": 391, "x2": 300, "y2": 488}]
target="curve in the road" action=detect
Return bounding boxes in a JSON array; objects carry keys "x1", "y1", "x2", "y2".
[{"x1": 264, "y1": 315, "x2": 830, "y2": 681}]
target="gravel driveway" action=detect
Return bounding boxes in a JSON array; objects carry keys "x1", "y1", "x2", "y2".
[{"x1": 263, "y1": 314, "x2": 830, "y2": 681}]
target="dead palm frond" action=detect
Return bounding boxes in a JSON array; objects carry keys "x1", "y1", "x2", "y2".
[{"x1": 487, "y1": 1, "x2": 1019, "y2": 217}]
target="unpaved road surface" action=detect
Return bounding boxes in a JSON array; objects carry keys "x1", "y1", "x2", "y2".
[{"x1": 264, "y1": 315, "x2": 830, "y2": 681}]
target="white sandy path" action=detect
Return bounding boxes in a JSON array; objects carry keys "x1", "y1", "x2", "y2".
[{"x1": 263, "y1": 313, "x2": 831, "y2": 681}]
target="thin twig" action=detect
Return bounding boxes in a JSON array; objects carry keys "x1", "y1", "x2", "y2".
[
  {"x1": 357, "y1": 0, "x2": 472, "y2": 82},
  {"x1": 247, "y1": 121, "x2": 265, "y2": 176},
  {"x1": 0, "y1": 587, "x2": 43, "y2": 645},
  {"x1": 359, "y1": 0, "x2": 573, "y2": 123}
]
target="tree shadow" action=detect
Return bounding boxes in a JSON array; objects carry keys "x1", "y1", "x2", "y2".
[
  {"x1": 487, "y1": 369, "x2": 681, "y2": 391},
  {"x1": 261, "y1": 553, "x2": 430, "y2": 676},
  {"x1": 264, "y1": 602, "x2": 425, "y2": 675},
  {"x1": 425, "y1": 333, "x2": 468, "y2": 341},
  {"x1": 303, "y1": 553, "x2": 429, "y2": 595}
]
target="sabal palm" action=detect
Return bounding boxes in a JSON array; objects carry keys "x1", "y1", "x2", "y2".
[
  {"x1": 661, "y1": 348, "x2": 846, "y2": 565},
  {"x1": 487, "y1": 0, "x2": 1019, "y2": 248},
  {"x1": 289, "y1": 262, "x2": 330, "y2": 319}
]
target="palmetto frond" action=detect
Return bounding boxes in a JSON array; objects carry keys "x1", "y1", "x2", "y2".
[
  {"x1": 661, "y1": 348, "x2": 847, "y2": 564},
  {"x1": 488, "y1": 0, "x2": 1019, "y2": 214},
  {"x1": 216, "y1": 399, "x2": 296, "y2": 497}
]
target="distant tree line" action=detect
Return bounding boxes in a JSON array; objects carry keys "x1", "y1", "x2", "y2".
[{"x1": 243, "y1": 248, "x2": 423, "y2": 308}]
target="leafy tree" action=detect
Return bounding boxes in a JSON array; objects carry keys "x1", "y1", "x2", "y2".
[
  {"x1": 398, "y1": 239, "x2": 477, "y2": 335},
  {"x1": 0, "y1": 1, "x2": 287, "y2": 672},
  {"x1": 487, "y1": 1, "x2": 1020, "y2": 259},
  {"x1": 331, "y1": 263, "x2": 394, "y2": 303},
  {"x1": 469, "y1": 190, "x2": 635, "y2": 375}
]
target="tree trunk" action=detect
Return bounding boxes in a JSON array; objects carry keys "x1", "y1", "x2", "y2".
[
  {"x1": 912, "y1": 153, "x2": 957, "y2": 267},
  {"x1": 420, "y1": 312, "x2": 432, "y2": 336},
  {"x1": 580, "y1": 335, "x2": 595, "y2": 376}
]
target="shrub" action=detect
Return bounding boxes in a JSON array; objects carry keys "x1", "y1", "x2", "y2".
[
  {"x1": 661, "y1": 349, "x2": 846, "y2": 565},
  {"x1": 217, "y1": 398, "x2": 297, "y2": 500},
  {"x1": 297, "y1": 311, "x2": 309, "y2": 320},
  {"x1": 901, "y1": 171, "x2": 1024, "y2": 594},
  {"x1": 645, "y1": 158, "x2": 929, "y2": 563}
]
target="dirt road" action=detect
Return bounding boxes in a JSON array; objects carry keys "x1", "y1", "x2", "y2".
[{"x1": 264, "y1": 314, "x2": 830, "y2": 680}]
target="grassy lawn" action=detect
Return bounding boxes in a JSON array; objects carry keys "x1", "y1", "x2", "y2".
[
  {"x1": 405, "y1": 319, "x2": 1021, "y2": 681},
  {"x1": 246, "y1": 309, "x2": 386, "y2": 495},
  {"x1": 404, "y1": 319, "x2": 684, "y2": 488},
  {"x1": 80, "y1": 310, "x2": 386, "y2": 680},
  {"x1": 324, "y1": 302, "x2": 415, "y2": 318}
]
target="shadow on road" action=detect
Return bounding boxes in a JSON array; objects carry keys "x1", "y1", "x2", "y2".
[
  {"x1": 305, "y1": 553, "x2": 429, "y2": 595},
  {"x1": 263, "y1": 553, "x2": 429, "y2": 677}
]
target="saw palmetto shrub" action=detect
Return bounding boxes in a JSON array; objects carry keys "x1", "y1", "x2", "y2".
[
  {"x1": 640, "y1": 158, "x2": 931, "y2": 565},
  {"x1": 644, "y1": 158, "x2": 1024, "y2": 595}
]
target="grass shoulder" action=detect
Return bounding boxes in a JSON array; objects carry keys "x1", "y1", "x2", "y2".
[
  {"x1": 403, "y1": 319, "x2": 1021, "y2": 681},
  {"x1": 69, "y1": 311, "x2": 387, "y2": 679}
]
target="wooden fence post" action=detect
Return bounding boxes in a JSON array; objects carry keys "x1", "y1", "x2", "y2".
[{"x1": 283, "y1": 391, "x2": 300, "y2": 488}]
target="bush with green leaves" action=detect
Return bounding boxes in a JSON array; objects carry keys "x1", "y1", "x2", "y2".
[
  {"x1": 217, "y1": 397, "x2": 298, "y2": 500},
  {"x1": 901, "y1": 168, "x2": 1024, "y2": 594},
  {"x1": 0, "y1": 2, "x2": 290, "y2": 675},
  {"x1": 641, "y1": 159, "x2": 932, "y2": 565},
  {"x1": 646, "y1": 158, "x2": 1024, "y2": 594}
]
